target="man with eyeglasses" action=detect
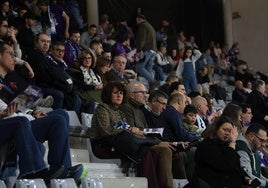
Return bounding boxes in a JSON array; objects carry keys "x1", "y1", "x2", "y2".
[
  {"x1": 236, "y1": 123, "x2": 268, "y2": 187},
  {"x1": 27, "y1": 33, "x2": 81, "y2": 114},
  {"x1": 120, "y1": 82, "x2": 186, "y2": 188},
  {"x1": 47, "y1": 41, "x2": 68, "y2": 70}
]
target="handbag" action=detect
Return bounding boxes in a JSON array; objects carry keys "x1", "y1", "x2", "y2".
[{"x1": 112, "y1": 130, "x2": 158, "y2": 163}]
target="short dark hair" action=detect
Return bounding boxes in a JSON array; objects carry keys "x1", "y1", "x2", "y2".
[
  {"x1": 90, "y1": 39, "x2": 101, "y2": 49},
  {"x1": 69, "y1": 29, "x2": 80, "y2": 36},
  {"x1": 169, "y1": 81, "x2": 184, "y2": 95},
  {"x1": 245, "y1": 122, "x2": 266, "y2": 135},
  {"x1": 239, "y1": 103, "x2": 251, "y2": 113},
  {"x1": 101, "y1": 81, "x2": 127, "y2": 105},
  {"x1": 23, "y1": 12, "x2": 36, "y2": 20},
  {"x1": 51, "y1": 41, "x2": 65, "y2": 49},
  {"x1": 148, "y1": 90, "x2": 168, "y2": 103},
  {"x1": 36, "y1": 0, "x2": 49, "y2": 6},
  {"x1": 88, "y1": 24, "x2": 97, "y2": 29},
  {"x1": 34, "y1": 32, "x2": 49, "y2": 42},
  {"x1": 188, "y1": 91, "x2": 201, "y2": 99},
  {"x1": 0, "y1": 41, "x2": 9, "y2": 53},
  {"x1": 184, "y1": 105, "x2": 198, "y2": 115}
]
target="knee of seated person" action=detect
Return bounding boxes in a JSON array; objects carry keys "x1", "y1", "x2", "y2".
[
  {"x1": 49, "y1": 115, "x2": 69, "y2": 130},
  {"x1": 150, "y1": 144, "x2": 172, "y2": 156},
  {"x1": 49, "y1": 109, "x2": 69, "y2": 120},
  {"x1": 48, "y1": 109, "x2": 69, "y2": 125},
  {"x1": 14, "y1": 116, "x2": 31, "y2": 127}
]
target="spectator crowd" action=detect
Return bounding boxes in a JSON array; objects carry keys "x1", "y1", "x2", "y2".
[{"x1": 1, "y1": 1, "x2": 268, "y2": 188}]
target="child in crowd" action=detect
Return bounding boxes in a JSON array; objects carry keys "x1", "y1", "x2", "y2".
[{"x1": 183, "y1": 105, "x2": 199, "y2": 133}]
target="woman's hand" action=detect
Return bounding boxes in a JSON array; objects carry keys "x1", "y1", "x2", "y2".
[
  {"x1": 229, "y1": 126, "x2": 239, "y2": 148},
  {"x1": 129, "y1": 127, "x2": 146, "y2": 136}
]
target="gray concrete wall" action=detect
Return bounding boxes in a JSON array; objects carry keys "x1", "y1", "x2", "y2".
[{"x1": 231, "y1": 0, "x2": 268, "y2": 74}]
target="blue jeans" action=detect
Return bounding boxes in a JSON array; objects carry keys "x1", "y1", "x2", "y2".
[
  {"x1": 0, "y1": 109, "x2": 71, "y2": 176},
  {"x1": 65, "y1": 0, "x2": 83, "y2": 29},
  {"x1": 135, "y1": 51, "x2": 156, "y2": 84},
  {"x1": 31, "y1": 109, "x2": 71, "y2": 169},
  {"x1": 0, "y1": 116, "x2": 47, "y2": 176}
]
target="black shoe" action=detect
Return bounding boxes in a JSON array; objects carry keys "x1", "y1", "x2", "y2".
[
  {"x1": 20, "y1": 166, "x2": 65, "y2": 185},
  {"x1": 59, "y1": 164, "x2": 84, "y2": 185}
]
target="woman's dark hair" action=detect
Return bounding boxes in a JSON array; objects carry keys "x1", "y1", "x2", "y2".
[
  {"x1": 205, "y1": 115, "x2": 234, "y2": 140},
  {"x1": 101, "y1": 81, "x2": 127, "y2": 105},
  {"x1": 94, "y1": 56, "x2": 110, "y2": 74},
  {"x1": 222, "y1": 103, "x2": 242, "y2": 130},
  {"x1": 182, "y1": 46, "x2": 193, "y2": 60}
]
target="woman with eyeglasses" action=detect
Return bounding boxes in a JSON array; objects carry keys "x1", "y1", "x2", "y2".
[{"x1": 67, "y1": 50, "x2": 102, "y2": 113}]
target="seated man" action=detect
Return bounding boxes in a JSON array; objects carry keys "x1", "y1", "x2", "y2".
[
  {"x1": 105, "y1": 55, "x2": 136, "y2": 85},
  {"x1": 0, "y1": 41, "x2": 84, "y2": 184},
  {"x1": 120, "y1": 82, "x2": 188, "y2": 186},
  {"x1": 236, "y1": 123, "x2": 268, "y2": 187},
  {"x1": 120, "y1": 81, "x2": 174, "y2": 188}
]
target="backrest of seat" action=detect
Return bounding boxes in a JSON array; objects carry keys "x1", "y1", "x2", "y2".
[
  {"x1": 87, "y1": 138, "x2": 121, "y2": 166},
  {"x1": 0, "y1": 180, "x2": 7, "y2": 188},
  {"x1": 50, "y1": 178, "x2": 77, "y2": 188},
  {"x1": 81, "y1": 178, "x2": 103, "y2": 188},
  {"x1": 15, "y1": 179, "x2": 46, "y2": 188}
]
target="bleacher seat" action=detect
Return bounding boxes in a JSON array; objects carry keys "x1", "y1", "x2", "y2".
[
  {"x1": 15, "y1": 179, "x2": 46, "y2": 188},
  {"x1": 87, "y1": 138, "x2": 121, "y2": 166},
  {"x1": 50, "y1": 178, "x2": 77, "y2": 188},
  {"x1": 0, "y1": 180, "x2": 7, "y2": 188}
]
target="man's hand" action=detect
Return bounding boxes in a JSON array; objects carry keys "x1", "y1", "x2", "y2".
[
  {"x1": 0, "y1": 102, "x2": 18, "y2": 118},
  {"x1": 32, "y1": 110, "x2": 47, "y2": 119}
]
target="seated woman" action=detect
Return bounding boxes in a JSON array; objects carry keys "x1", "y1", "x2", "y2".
[
  {"x1": 67, "y1": 50, "x2": 103, "y2": 113},
  {"x1": 191, "y1": 115, "x2": 248, "y2": 188},
  {"x1": 94, "y1": 56, "x2": 111, "y2": 87},
  {"x1": 89, "y1": 81, "x2": 166, "y2": 187}
]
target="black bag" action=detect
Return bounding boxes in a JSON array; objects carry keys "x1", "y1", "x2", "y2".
[
  {"x1": 48, "y1": 67, "x2": 73, "y2": 93},
  {"x1": 112, "y1": 131, "x2": 158, "y2": 163}
]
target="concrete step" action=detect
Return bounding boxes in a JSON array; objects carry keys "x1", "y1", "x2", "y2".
[
  {"x1": 70, "y1": 149, "x2": 89, "y2": 163},
  {"x1": 81, "y1": 177, "x2": 148, "y2": 188},
  {"x1": 73, "y1": 162, "x2": 125, "y2": 178}
]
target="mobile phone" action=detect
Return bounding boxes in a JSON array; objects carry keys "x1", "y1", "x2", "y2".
[{"x1": 250, "y1": 178, "x2": 261, "y2": 188}]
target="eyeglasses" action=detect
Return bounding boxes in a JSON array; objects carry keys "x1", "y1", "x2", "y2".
[
  {"x1": 156, "y1": 99, "x2": 167, "y2": 106},
  {"x1": 83, "y1": 56, "x2": 92, "y2": 60},
  {"x1": 132, "y1": 91, "x2": 147, "y2": 94},
  {"x1": 253, "y1": 133, "x2": 267, "y2": 143},
  {"x1": 54, "y1": 48, "x2": 65, "y2": 53}
]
